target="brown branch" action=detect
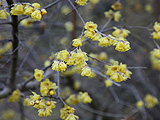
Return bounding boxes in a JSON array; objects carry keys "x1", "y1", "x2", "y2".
[{"x1": 0, "y1": 0, "x2": 19, "y2": 98}]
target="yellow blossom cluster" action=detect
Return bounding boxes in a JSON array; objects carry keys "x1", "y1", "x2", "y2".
[
  {"x1": 104, "y1": 10, "x2": 121, "y2": 22},
  {"x1": 112, "y1": 27, "x2": 130, "y2": 38},
  {"x1": 34, "y1": 69, "x2": 44, "y2": 81},
  {"x1": 40, "y1": 79, "x2": 58, "y2": 96},
  {"x1": 84, "y1": 22, "x2": 131, "y2": 52},
  {"x1": 152, "y1": 22, "x2": 160, "y2": 40},
  {"x1": 145, "y1": 94, "x2": 158, "y2": 108},
  {"x1": 29, "y1": 92, "x2": 57, "y2": 117},
  {"x1": 105, "y1": 60, "x2": 132, "y2": 82},
  {"x1": 150, "y1": 48, "x2": 160, "y2": 70},
  {"x1": 52, "y1": 48, "x2": 93, "y2": 77},
  {"x1": 72, "y1": 38, "x2": 82, "y2": 47},
  {"x1": 66, "y1": 92, "x2": 92, "y2": 105},
  {"x1": 60, "y1": 105, "x2": 79, "y2": 120},
  {"x1": 76, "y1": 0, "x2": 88, "y2": 6},
  {"x1": 0, "y1": 3, "x2": 47, "y2": 21},
  {"x1": 8, "y1": 89, "x2": 21, "y2": 102}
]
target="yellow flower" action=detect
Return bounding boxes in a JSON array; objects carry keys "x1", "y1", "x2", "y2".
[
  {"x1": 30, "y1": 92, "x2": 41, "y2": 101},
  {"x1": 115, "y1": 41, "x2": 131, "y2": 52},
  {"x1": 23, "y1": 5, "x2": 34, "y2": 15},
  {"x1": 84, "y1": 30, "x2": 95, "y2": 39},
  {"x1": 20, "y1": 18, "x2": 34, "y2": 28},
  {"x1": 23, "y1": 98, "x2": 31, "y2": 106},
  {"x1": 111, "y1": 1, "x2": 122, "y2": 10},
  {"x1": 59, "y1": 62, "x2": 67, "y2": 72},
  {"x1": 74, "y1": 81, "x2": 81, "y2": 90},
  {"x1": 114, "y1": 11, "x2": 121, "y2": 22},
  {"x1": 136, "y1": 100, "x2": 144, "y2": 108},
  {"x1": 145, "y1": 4, "x2": 153, "y2": 13},
  {"x1": 105, "y1": 79, "x2": 113, "y2": 87},
  {"x1": 104, "y1": 10, "x2": 114, "y2": 20},
  {"x1": 8, "y1": 89, "x2": 21, "y2": 102},
  {"x1": 65, "y1": 21, "x2": 74, "y2": 32},
  {"x1": 31, "y1": 10, "x2": 42, "y2": 21},
  {"x1": 91, "y1": 32, "x2": 102, "y2": 41},
  {"x1": 56, "y1": 49, "x2": 69, "y2": 60},
  {"x1": 61, "y1": 6, "x2": 71, "y2": 14},
  {"x1": 60, "y1": 105, "x2": 79, "y2": 120},
  {"x1": 153, "y1": 22, "x2": 160, "y2": 32},
  {"x1": 77, "y1": 92, "x2": 92, "y2": 103},
  {"x1": 98, "y1": 37, "x2": 112, "y2": 47},
  {"x1": 72, "y1": 38, "x2": 82, "y2": 47},
  {"x1": 10, "y1": 4, "x2": 24, "y2": 15},
  {"x1": 41, "y1": 9, "x2": 47, "y2": 15},
  {"x1": 32, "y1": 3, "x2": 41, "y2": 9},
  {"x1": 34, "y1": 69, "x2": 44, "y2": 81},
  {"x1": 81, "y1": 66, "x2": 92, "y2": 77},
  {"x1": 112, "y1": 27, "x2": 130, "y2": 38},
  {"x1": 0, "y1": 10, "x2": 7, "y2": 19},
  {"x1": 40, "y1": 79, "x2": 58, "y2": 96},
  {"x1": 152, "y1": 31, "x2": 160, "y2": 40},
  {"x1": 106, "y1": 61, "x2": 132, "y2": 82},
  {"x1": 52, "y1": 61, "x2": 67, "y2": 72},
  {"x1": 44, "y1": 60, "x2": 51, "y2": 67},
  {"x1": 98, "y1": 52, "x2": 108, "y2": 61},
  {"x1": 66, "y1": 94, "x2": 79, "y2": 105},
  {"x1": 85, "y1": 21, "x2": 97, "y2": 31},
  {"x1": 145, "y1": 94, "x2": 158, "y2": 108},
  {"x1": 76, "y1": 0, "x2": 88, "y2": 6}
]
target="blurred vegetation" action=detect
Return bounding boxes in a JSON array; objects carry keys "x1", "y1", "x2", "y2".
[{"x1": 0, "y1": 0, "x2": 160, "y2": 120}]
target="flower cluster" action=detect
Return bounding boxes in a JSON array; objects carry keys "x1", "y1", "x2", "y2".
[
  {"x1": 34, "y1": 69, "x2": 44, "y2": 81},
  {"x1": 145, "y1": 94, "x2": 158, "y2": 108},
  {"x1": 104, "y1": 10, "x2": 121, "y2": 22},
  {"x1": 8, "y1": 89, "x2": 21, "y2": 102},
  {"x1": 40, "y1": 79, "x2": 58, "y2": 96},
  {"x1": 29, "y1": 92, "x2": 57, "y2": 117},
  {"x1": 105, "y1": 60, "x2": 132, "y2": 82},
  {"x1": 84, "y1": 21, "x2": 131, "y2": 52},
  {"x1": 150, "y1": 48, "x2": 160, "y2": 70},
  {"x1": 52, "y1": 48, "x2": 93, "y2": 77},
  {"x1": 0, "y1": 3, "x2": 47, "y2": 21},
  {"x1": 60, "y1": 105, "x2": 79, "y2": 120},
  {"x1": 66, "y1": 92, "x2": 92, "y2": 105},
  {"x1": 152, "y1": 22, "x2": 160, "y2": 40},
  {"x1": 76, "y1": 0, "x2": 88, "y2": 6},
  {"x1": 112, "y1": 27, "x2": 130, "y2": 38}
]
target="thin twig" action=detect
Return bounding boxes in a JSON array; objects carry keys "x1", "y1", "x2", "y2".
[
  {"x1": 68, "y1": 0, "x2": 85, "y2": 25},
  {"x1": 79, "y1": 103, "x2": 127, "y2": 118}
]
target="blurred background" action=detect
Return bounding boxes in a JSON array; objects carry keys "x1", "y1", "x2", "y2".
[{"x1": 0, "y1": 0, "x2": 160, "y2": 120}]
